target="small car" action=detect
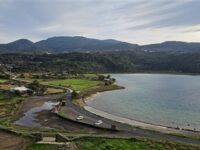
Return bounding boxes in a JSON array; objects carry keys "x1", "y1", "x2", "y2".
[
  {"x1": 95, "y1": 120, "x2": 103, "y2": 125},
  {"x1": 76, "y1": 115, "x2": 84, "y2": 120}
]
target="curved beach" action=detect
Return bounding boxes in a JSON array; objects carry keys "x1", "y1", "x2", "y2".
[
  {"x1": 84, "y1": 105, "x2": 168, "y2": 130},
  {"x1": 84, "y1": 94, "x2": 200, "y2": 134},
  {"x1": 84, "y1": 74, "x2": 200, "y2": 132}
]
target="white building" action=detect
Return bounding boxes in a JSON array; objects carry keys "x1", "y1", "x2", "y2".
[{"x1": 10, "y1": 86, "x2": 30, "y2": 94}]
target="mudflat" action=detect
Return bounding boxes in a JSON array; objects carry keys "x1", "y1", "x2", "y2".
[{"x1": 0, "y1": 131, "x2": 31, "y2": 150}]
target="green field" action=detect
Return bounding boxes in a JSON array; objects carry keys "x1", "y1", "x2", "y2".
[
  {"x1": 41, "y1": 79, "x2": 102, "y2": 91},
  {"x1": 84, "y1": 74, "x2": 98, "y2": 78},
  {"x1": 0, "y1": 92, "x2": 24, "y2": 123},
  {"x1": 0, "y1": 79, "x2": 7, "y2": 83},
  {"x1": 26, "y1": 144, "x2": 58, "y2": 150},
  {"x1": 76, "y1": 137, "x2": 200, "y2": 150},
  {"x1": 27, "y1": 137, "x2": 200, "y2": 150},
  {"x1": 0, "y1": 92, "x2": 10, "y2": 103},
  {"x1": 46, "y1": 87, "x2": 64, "y2": 94},
  {"x1": 0, "y1": 92, "x2": 22, "y2": 103}
]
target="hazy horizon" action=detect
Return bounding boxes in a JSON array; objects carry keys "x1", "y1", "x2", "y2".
[
  {"x1": 0, "y1": 0, "x2": 200, "y2": 44},
  {"x1": 1, "y1": 35, "x2": 200, "y2": 46}
]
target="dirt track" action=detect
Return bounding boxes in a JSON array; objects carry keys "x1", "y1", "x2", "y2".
[{"x1": 0, "y1": 131, "x2": 31, "y2": 150}]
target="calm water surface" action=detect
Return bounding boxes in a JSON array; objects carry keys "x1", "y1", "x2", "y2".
[
  {"x1": 87, "y1": 74, "x2": 200, "y2": 130},
  {"x1": 15, "y1": 101, "x2": 59, "y2": 127}
]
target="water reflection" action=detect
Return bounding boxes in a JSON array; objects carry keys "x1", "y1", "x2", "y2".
[{"x1": 15, "y1": 101, "x2": 59, "y2": 127}]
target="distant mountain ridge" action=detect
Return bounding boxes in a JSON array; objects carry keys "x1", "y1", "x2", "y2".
[
  {"x1": 0, "y1": 36, "x2": 138, "y2": 54},
  {"x1": 141, "y1": 41, "x2": 200, "y2": 53},
  {"x1": 0, "y1": 39, "x2": 47, "y2": 53},
  {"x1": 0, "y1": 36, "x2": 200, "y2": 53},
  {"x1": 35, "y1": 36, "x2": 139, "y2": 53}
]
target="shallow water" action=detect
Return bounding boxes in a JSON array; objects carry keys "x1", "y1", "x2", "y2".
[
  {"x1": 87, "y1": 74, "x2": 200, "y2": 131},
  {"x1": 15, "y1": 101, "x2": 59, "y2": 128}
]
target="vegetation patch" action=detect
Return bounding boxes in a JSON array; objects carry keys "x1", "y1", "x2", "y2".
[
  {"x1": 46, "y1": 88, "x2": 64, "y2": 94},
  {"x1": 0, "y1": 92, "x2": 23, "y2": 104},
  {"x1": 0, "y1": 79, "x2": 7, "y2": 83},
  {"x1": 27, "y1": 143, "x2": 78, "y2": 150},
  {"x1": 41, "y1": 79, "x2": 102, "y2": 91},
  {"x1": 26, "y1": 144, "x2": 59, "y2": 150},
  {"x1": 26, "y1": 137, "x2": 200, "y2": 150},
  {"x1": 0, "y1": 91, "x2": 24, "y2": 125},
  {"x1": 76, "y1": 137, "x2": 200, "y2": 150},
  {"x1": 0, "y1": 83, "x2": 12, "y2": 90},
  {"x1": 3, "y1": 52, "x2": 200, "y2": 74}
]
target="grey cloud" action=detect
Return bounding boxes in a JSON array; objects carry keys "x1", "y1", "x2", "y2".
[
  {"x1": 128, "y1": 0, "x2": 200, "y2": 30},
  {"x1": 0, "y1": 0, "x2": 199, "y2": 44},
  {"x1": 183, "y1": 29, "x2": 200, "y2": 33}
]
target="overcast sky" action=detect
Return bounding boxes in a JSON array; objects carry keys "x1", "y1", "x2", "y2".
[{"x1": 0, "y1": 0, "x2": 200, "y2": 44}]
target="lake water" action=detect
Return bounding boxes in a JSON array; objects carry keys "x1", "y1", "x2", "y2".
[{"x1": 86, "y1": 74, "x2": 200, "y2": 130}]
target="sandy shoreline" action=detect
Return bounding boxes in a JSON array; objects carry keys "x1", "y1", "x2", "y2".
[
  {"x1": 81, "y1": 89, "x2": 169, "y2": 131},
  {"x1": 84, "y1": 105, "x2": 168, "y2": 129},
  {"x1": 72, "y1": 81, "x2": 199, "y2": 133},
  {"x1": 82, "y1": 92, "x2": 199, "y2": 134},
  {"x1": 76, "y1": 92, "x2": 179, "y2": 133},
  {"x1": 82, "y1": 91, "x2": 172, "y2": 133},
  {"x1": 84, "y1": 104, "x2": 200, "y2": 135}
]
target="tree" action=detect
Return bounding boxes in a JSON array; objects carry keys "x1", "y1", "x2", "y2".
[
  {"x1": 40, "y1": 86, "x2": 47, "y2": 95},
  {"x1": 27, "y1": 80, "x2": 40, "y2": 92},
  {"x1": 27, "y1": 90, "x2": 33, "y2": 96},
  {"x1": 19, "y1": 73, "x2": 25, "y2": 78},
  {"x1": 27, "y1": 80, "x2": 47, "y2": 95},
  {"x1": 71, "y1": 90, "x2": 78, "y2": 99},
  {"x1": 98, "y1": 75, "x2": 105, "y2": 81},
  {"x1": 106, "y1": 74, "x2": 111, "y2": 79}
]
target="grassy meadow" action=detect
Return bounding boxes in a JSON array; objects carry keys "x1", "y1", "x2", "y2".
[
  {"x1": 0, "y1": 92, "x2": 24, "y2": 125},
  {"x1": 26, "y1": 137, "x2": 200, "y2": 150},
  {"x1": 46, "y1": 87, "x2": 64, "y2": 94},
  {"x1": 41, "y1": 79, "x2": 102, "y2": 91},
  {"x1": 26, "y1": 144, "x2": 58, "y2": 150},
  {"x1": 76, "y1": 137, "x2": 200, "y2": 150},
  {"x1": 0, "y1": 79, "x2": 7, "y2": 83}
]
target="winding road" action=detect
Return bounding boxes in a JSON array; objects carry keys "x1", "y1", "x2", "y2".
[
  {"x1": 63, "y1": 90, "x2": 200, "y2": 146},
  {"x1": 5, "y1": 71, "x2": 200, "y2": 146}
]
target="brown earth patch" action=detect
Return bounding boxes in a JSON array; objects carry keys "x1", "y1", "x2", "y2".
[{"x1": 0, "y1": 131, "x2": 32, "y2": 150}]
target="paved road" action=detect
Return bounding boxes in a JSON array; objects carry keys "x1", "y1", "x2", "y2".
[
  {"x1": 64, "y1": 91, "x2": 200, "y2": 146},
  {"x1": 10, "y1": 75, "x2": 200, "y2": 146}
]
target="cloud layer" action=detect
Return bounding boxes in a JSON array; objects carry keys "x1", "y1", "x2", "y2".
[{"x1": 0, "y1": 0, "x2": 200, "y2": 44}]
